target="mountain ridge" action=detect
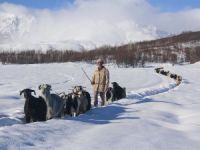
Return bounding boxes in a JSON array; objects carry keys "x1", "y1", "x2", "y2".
[{"x1": 0, "y1": 13, "x2": 169, "y2": 51}]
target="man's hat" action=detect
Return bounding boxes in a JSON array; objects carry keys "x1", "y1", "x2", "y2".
[{"x1": 96, "y1": 58, "x2": 104, "y2": 64}]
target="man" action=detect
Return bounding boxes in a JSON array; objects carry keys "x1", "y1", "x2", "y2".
[{"x1": 91, "y1": 58, "x2": 109, "y2": 107}]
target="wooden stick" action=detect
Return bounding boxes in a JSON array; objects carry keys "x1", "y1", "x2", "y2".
[{"x1": 81, "y1": 67, "x2": 92, "y2": 83}]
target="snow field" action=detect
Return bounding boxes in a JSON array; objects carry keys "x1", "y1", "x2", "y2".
[{"x1": 0, "y1": 62, "x2": 199, "y2": 150}]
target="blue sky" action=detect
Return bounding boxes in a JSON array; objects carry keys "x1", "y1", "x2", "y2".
[
  {"x1": 0, "y1": 0, "x2": 75, "y2": 9},
  {"x1": 148, "y1": 0, "x2": 200, "y2": 12},
  {"x1": 0, "y1": 0, "x2": 200, "y2": 12}
]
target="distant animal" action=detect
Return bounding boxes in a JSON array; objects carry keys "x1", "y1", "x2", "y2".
[
  {"x1": 62, "y1": 86, "x2": 91, "y2": 117},
  {"x1": 169, "y1": 73, "x2": 182, "y2": 85},
  {"x1": 20, "y1": 88, "x2": 47, "y2": 123},
  {"x1": 155, "y1": 67, "x2": 164, "y2": 73},
  {"x1": 106, "y1": 82, "x2": 126, "y2": 102},
  {"x1": 176, "y1": 76, "x2": 182, "y2": 85},
  {"x1": 160, "y1": 70, "x2": 170, "y2": 76},
  {"x1": 170, "y1": 73, "x2": 177, "y2": 79},
  {"x1": 155, "y1": 67, "x2": 182, "y2": 85},
  {"x1": 38, "y1": 84, "x2": 64, "y2": 120}
]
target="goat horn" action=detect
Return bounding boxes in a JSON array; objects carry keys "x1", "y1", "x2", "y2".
[{"x1": 20, "y1": 89, "x2": 25, "y2": 95}]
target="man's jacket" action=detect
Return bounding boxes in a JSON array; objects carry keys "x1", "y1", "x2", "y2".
[{"x1": 91, "y1": 66, "x2": 109, "y2": 92}]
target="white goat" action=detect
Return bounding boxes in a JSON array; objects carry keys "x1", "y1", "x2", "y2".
[{"x1": 39, "y1": 84, "x2": 64, "y2": 120}]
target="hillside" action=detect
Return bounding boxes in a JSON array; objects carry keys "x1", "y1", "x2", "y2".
[{"x1": 0, "y1": 31, "x2": 200, "y2": 65}]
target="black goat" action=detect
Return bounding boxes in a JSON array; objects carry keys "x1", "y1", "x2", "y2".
[
  {"x1": 155, "y1": 67, "x2": 163, "y2": 73},
  {"x1": 170, "y1": 73, "x2": 177, "y2": 79},
  {"x1": 20, "y1": 89, "x2": 47, "y2": 123},
  {"x1": 160, "y1": 70, "x2": 170, "y2": 76},
  {"x1": 62, "y1": 93, "x2": 78, "y2": 116},
  {"x1": 83, "y1": 91, "x2": 91, "y2": 111},
  {"x1": 110, "y1": 82, "x2": 126, "y2": 101},
  {"x1": 72, "y1": 86, "x2": 91, "y2": 111},
  {"x1": 61, "y1": 86, "x2": 91, "y2": 117},
  {"x1": 106, "y1": 87, "x2": 114, "y2": 102}
]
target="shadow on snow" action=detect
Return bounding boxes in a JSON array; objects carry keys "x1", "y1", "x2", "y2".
[{"x1": 65, "y1": 104, "x2": 140, "y2": 124}]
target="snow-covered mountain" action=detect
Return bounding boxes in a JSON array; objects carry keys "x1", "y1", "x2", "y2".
[
  {"x1": 0, "y1": 13, "x2": 168, "y2": 51},
  {"x1": 0, "y1": 13, "x2": 34, "y2": 43},
  {"x1": 0, "y1": 13, "x2": 91, "y2": 51}
]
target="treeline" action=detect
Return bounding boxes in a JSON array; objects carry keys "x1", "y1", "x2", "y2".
[
  {"x1": 0, "y1": 50, "x2": 81, "y2": 64},
  {"x1": 1, "y1": 45, "x2": 200, "y2": 66},
  {"x1": 1, "y1": 31, "x2": 200, "y2": 67}
]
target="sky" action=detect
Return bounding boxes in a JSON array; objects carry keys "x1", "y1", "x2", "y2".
[
  {"x1": 1, "y1": 0, "x2": 200, "y2": 50},
  {"x1": 0, "y1": 0, "x2": 200, "y2": 12},
  {"x1": 148, "y1": 0, "x2": 200, "y2": 12},
  {"x1": 0, "y1": 0, "x2": 74, "y2": 9}
]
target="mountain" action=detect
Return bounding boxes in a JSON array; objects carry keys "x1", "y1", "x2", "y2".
[
  {"x1": 0, "y1": 13, "x2": 34, "y2": 44},
  {"x1": 0, "y1": 13, "x2": 169, "y2": 51}
]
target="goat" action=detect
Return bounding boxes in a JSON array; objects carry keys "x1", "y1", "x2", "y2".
[
  {"x1": 20, "y1": 88, "x2": 47, "y2": 123},
  {"x1": 155, "y1": 67, "x2": 164, "y2": 73},
  {"x1": 38, "y1": 84, "x2": 64, "y2": 120},
  {"x1": 62, "y1": 86, "x2": 91, "y2": 117},
  {"x1": 106, "y1": 87, "x2": 114, "y2": 102},
  {"x1": 62, "y1": 93, "x2": 79, "y2": 117},
  {"x1": 160, "y1": 70, "x2": 170, "y2": 76},
  {"x1": 170, "y1": 73, "x2": 177, "y2": 79},
  {"x1": 83, "y1": 90, "x2": 91, "y2": 111},
  {"x1": 169, "y1": 73, "x2": 182, "y2": 85},
  {"x1": 155, "y1": 67, "x2": 182, "y2": 85},
  {"x1": 73, "y1": 86, "x2": 91, "y2": 112},
  {"x1": 106, "y1": 82, "x2": 126, "y2": 102},
  {"x1": 176, "y1": 76, "x2": 182, "y2": 85}
]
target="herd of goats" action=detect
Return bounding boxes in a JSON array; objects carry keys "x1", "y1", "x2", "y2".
[
  {"x1": 20, "y1": 82, "x2": 126, "y2": 123},
  {"x1": 155, "y1": 67, "x2": 182, "y2": 85},
  {"x1": 19, "y1": 67, "x2": 181, "y2": 124}
]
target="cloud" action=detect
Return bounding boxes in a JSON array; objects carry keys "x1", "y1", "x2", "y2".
[
  {"x1": 0, "y1": 0, "x2": 200, "y2": 50},
  {"x1": 154, "y1": 9, "x2": 200, "y2": 32}
]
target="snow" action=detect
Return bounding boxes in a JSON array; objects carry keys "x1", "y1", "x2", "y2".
[
  {"x1": 0, "y1": 11, "x2": 166, "y2": 51},
  {"x1": 0, "y1": 62, "x2": 200, "y2": 150},
  {"x1": 178, "y1": 41, "x2": 200, "y2": 48}
]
